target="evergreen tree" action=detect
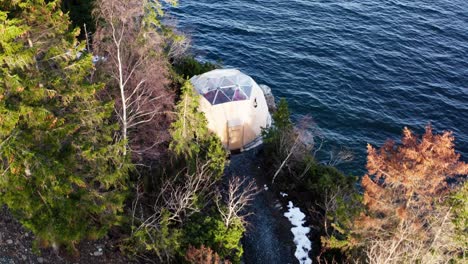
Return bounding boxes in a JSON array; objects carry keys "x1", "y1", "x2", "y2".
[
  {"x1": 262, "y1": 97, "x2": 294, "y2": 153},
  {"x1": 61, "y1": 0, "x2": 95, "y2": 37},
  {"x1": 0, "y1": 0, "x2": 129, "y2": 251},
  {"x1": 169, "y1": 80, "x2": 227, "y2": 177},
  {"x1": 169, "y1": 81, "x2": 209, "y2": 158}
]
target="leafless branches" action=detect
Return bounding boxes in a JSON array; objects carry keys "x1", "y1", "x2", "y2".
[
  {"x1": 326, "y1": 147, "x2": 354, "y2": 167},
  {"x1": 272, "y1": 116, "x2": 324, "y2": 183},
  {"x1": 161, "y1": 161, "x2": 216, "y2": 223},
  {"x1": 362, "y1": 205, "x2": 462, "y2": 264},
  {"x1": 93, "y1": 0, "x2": 174, "y2": 160},
  {"x1": 215, "y1": 176, "x2": 259, "y2": 228},
  {"x1": 128, "y1": 159, "x2": 218, "y2": 262},
  {"x1": 162, "y1": 17, "x2": 191, "y2": 61},
  {"x1": 131, "y1": 159, "x2": 217, "y2": 234}
]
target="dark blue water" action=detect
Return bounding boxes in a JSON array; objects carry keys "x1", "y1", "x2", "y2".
[{"x1": 170, "y1": 0, "x2": 468, "y2": 174}]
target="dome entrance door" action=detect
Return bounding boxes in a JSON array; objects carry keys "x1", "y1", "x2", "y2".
[{"x1": 227, "y1": 119, "x2": 244, "y2": 150}]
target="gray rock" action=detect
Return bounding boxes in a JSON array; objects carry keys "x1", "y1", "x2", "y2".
[
  {"x1": 5, "y1": 239, "x2": 12, "y2": 245},
  {"x1": 93, "y1": 251, "x2": 103, "y2": 257},
  {"x1": 37, "y1": 257, "x2": 44, "y2": 263},
  {"x1": 259, "y1": 84, "x2": 276, "y2": 112}
]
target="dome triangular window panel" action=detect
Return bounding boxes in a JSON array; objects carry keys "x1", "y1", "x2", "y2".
[
  {"x1": 207, "y1": 78, "x2": 219, "y2": 92},
  {"x1": 203, "y1": 90, "x2": 217, "y2": 104},
  {"x1": 237, "y1": 75, "x2": 252, "y2": 86},
  {"x1": 195, "y1": 78, "x2": 209, "y2": 92},
  {"x1": 233, "y1": 89, "x2": 247, "y2": 101},
  {"x1": 219, "y1": 77, "x2": 236, "y2": 88},
  {"x1": 222, "y1": 87, "x2": 236, "y2": 100},
  {"x1": 213, "y1": 90, "x2": 230, "y2": 105},
  {"x1": 240, "y1": 85, "x2": 252, "y2": 97}
]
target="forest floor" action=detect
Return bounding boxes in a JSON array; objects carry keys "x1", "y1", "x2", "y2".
[
  {"x1": 224, "y1": 148, "x2": 297, "y2": 264},
  {"x1": 0, "y1": 206, "x2": 134, "y2": 264}
]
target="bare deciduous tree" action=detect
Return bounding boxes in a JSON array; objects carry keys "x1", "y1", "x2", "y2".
[
  {"x1": 132, "y1": 159, "x2": 217, "y2": 232},
  {"x1": 161, "y1": 160, "x2": 217, "y2": 223},
  {"x1": 326, "y1": 147, "x2": 354, "y2": 167},
  {"x1": 162, "y1": 17, "x2": 191, "y2": 61},
  {"x1": 362, "y1": 205, "x2": 462, "y2": 264},
  {"x1": 93, "y1": 0, "x2": 174, "y2": 159},
  {"x1": 272, "y1": 116, "x2": 323, "y2": 183},
  {"x1": 128, "y1": 159, "x2": 218, "y2": 262},
  {"x1": 216, "y1": 176, "x2": 259, "y2": 228}
]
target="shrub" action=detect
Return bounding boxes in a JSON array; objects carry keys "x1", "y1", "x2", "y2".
[
  {"x1": 173, "y1": 56, "x2": 220, "y2": 80},
  {"x1": 183, "y1": 213, "x2": 244, "y2": 264}
]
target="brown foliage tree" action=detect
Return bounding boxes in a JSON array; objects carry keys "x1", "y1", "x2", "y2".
[
  {"x1": 185, "y1": 245, "x2": 231, "y2": 264},
  {"x1": 354, "y1": 125, "x2": 468, "y2": 263}
]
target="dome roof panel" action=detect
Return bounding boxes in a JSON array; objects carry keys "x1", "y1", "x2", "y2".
[{"x1": 190, "y1": 69, "x2": 257, "y2": 105}]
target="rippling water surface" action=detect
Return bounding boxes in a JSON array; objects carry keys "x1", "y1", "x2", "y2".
[{"x1": 170, "y1": 0, "x2": 468, "y2": 174}]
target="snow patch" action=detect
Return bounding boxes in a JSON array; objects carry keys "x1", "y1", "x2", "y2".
[
  {"x1": 263, "y1": 184, "x2": 269, "y2": 191},
  {"x1": 284, "y1": 201, "x2": 312, "y2": 264},
  {"x1": 280, "y1": 192, "x2": 288, "y2": 197}
]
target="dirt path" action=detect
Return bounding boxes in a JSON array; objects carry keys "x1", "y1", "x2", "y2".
[{"x1": 224, "y1": 149, "x2": 296, "y2": 264}]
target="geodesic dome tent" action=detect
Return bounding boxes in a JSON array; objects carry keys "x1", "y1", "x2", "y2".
[{"x1": 190, "y1": 69, "x2": 271, "y2": 151}]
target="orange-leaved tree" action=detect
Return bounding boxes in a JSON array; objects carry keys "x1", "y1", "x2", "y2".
[{"x1": 354, "y1": 125, "x2": 467, "y2": 263}]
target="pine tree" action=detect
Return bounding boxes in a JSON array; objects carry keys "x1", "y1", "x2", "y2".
[
  {"x1": 169, "y1": 81, "x2": 210, "y2": 158},
  {"x1": 169, "y1": 80, "x2": 227, "y2": 177},
  {"x1": 262, "y1": 97, "x2": 293, "y2": 150},
  {"x1": 0, "y1": 0, "x2": 129, "y2": 251}
]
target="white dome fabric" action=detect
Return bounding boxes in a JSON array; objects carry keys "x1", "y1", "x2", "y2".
[
  {"x1": 191, "y1": 69, "x2": 271, "y2": 151},
  {"x1": 190, "y1": 69, "x2": 255, "y2": 105}
]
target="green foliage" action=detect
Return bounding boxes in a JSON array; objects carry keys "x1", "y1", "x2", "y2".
[
  {"x1": 261, "y1": 97, "x2": 296, "y2": 179},
  {"x1": 262, "y1": 97, "x2": 293, "y2": 147},
  {"x1": 0, "y1": 0, "x2": 129, "y2": 250},
  {"x1": 302, "y1": 159, "x2": 356, "y2": 195},
  {"x1": 272, "y1": 98, "x2": 293, "y2": 130},
  {"x1": 126, "y1": 209, "x2": 183, "y2": 260},
  {"x1": 127, "y1": 79, "x2": 228, "y2": 261},
  {"x1": 204, "y1": 133, "x2": 228, "y2": 179},
  {"x1": 183, "y1": 212, "x2": 244, "y2": 263},
  {"x1": 169, "y1": 80, "x2": 227, "y2": 178},
  {"x1": 172, "y1": 56, "x2": 219, "y2": 81},
  {"x1": 319, "y1": 190, "x2": 362, "y2": 253},
  {"x1": 169, "y1": 81, "x2": 209, "y2": 158}
]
